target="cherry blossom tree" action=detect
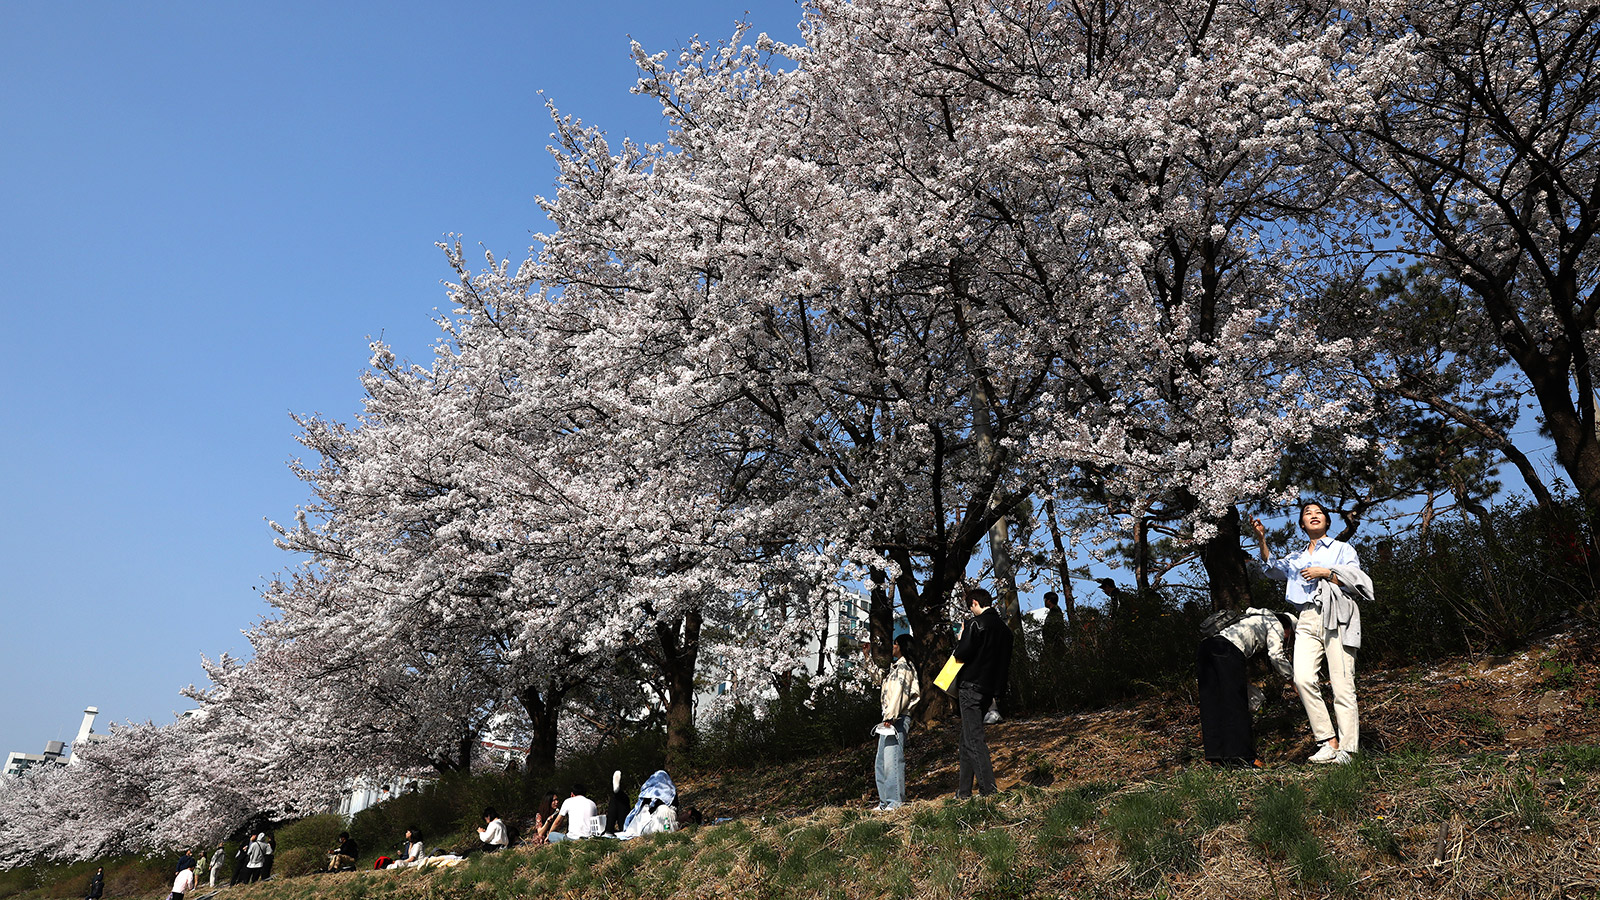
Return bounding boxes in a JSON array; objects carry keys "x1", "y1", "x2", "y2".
[{"x1": 1329, "y1": 0, "x2": 1600, "y2": 521}]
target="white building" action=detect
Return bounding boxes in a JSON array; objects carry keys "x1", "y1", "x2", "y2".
[
  {"x1": 4, "y1": 741, "x2": 67, "y2": 778},
  {"x1": 5, "y1": 707, "x2": 106, "y2": 777},
  {"x1": 694, "y1": 587, "x2": 908, "y2": 726}
]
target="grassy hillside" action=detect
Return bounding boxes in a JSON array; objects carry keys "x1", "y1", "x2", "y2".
[{"x1": 9, "y1": 626, "x2": 1599, "y2": 899}]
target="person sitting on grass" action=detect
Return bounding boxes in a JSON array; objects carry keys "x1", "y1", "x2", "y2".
[
  {"x1": 327, "y1": 831, "x2": 359, "y2": 871},
  {"x1": 386, "y1": 829, "x2": 425, "y2": 869},
  {"x1": 528, "y1": 791, "x2": 560, "y2": 846},
  {"x1": 477, "y1": 808, "x2": 509, "y2": 853},
  {"x1": 538, "y1": 785, "x2": 598, "y2": 843}
]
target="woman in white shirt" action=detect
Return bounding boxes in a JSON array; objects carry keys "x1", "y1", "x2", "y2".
[
  {"x1": 476, "y1": 808, "x2": 508, "y2": 853},
  {"x1": 388, "y1": 829, "x2": 426, "y2": 868},
  {"x1": 1253, "y1": 501, "x2": 1364, "y2": 764}
]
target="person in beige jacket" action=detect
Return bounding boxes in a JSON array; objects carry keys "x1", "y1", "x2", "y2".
[{"x1": 875, "y1": 633, "x2": 922, "y2": 810}]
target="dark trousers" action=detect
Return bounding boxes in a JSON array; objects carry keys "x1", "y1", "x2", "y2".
[
  {"x1": 957, "y1": 682, "x2": 997, "y2": 797},
  {"x1": 1197, "y1": 636, "x2": 1254, "y2": 763}
]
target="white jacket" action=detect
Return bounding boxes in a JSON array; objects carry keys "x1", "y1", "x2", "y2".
[
  {"x1": 1217, "y1": 608, "x2": 1293, "y2": 679},
  {"x1": 879, "y1": 656, "x2": 921, "y2": 720}
]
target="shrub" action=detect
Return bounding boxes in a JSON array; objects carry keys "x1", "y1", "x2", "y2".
[
  {"x1": 276, "y1": 813, "x2": 347, "y2": 865},
  {"x1": 1028, "y1": 588, "x2": 1203, "y2": 714},
  {"x1": 698, "y1": 676, "x2": 879, "y2": 770},
  {"x1": 270, "y1": 847, "x2": 322, "y2": 879},
  {"x1": 1365, "y1": 497, "x2": 1595, "y2": 659}
]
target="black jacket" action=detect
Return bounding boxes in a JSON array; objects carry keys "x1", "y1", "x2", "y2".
[{"x1": 952, "y1": 606, "x2": 1014, "y2": 695}]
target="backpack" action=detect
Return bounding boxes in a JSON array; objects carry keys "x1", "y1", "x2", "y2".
[{"x1": 1199, "y1": 609, "x2": 1247, "y2": 638}]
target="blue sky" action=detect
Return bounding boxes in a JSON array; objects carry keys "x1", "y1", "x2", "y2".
[{"x1": 0, "y1": 1, "x2": 805, "y2": 761}]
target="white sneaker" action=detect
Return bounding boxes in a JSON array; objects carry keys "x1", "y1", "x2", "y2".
[
  {"x1": 1308, "y1": 742, "x2": 1340, "y2": 764},
  {"x1": 984, "y1": 708, "x2": 1002, "y2": 724},
  {"x1": 1334, "y1": 750, "x2": 1356, "y2": 765}
]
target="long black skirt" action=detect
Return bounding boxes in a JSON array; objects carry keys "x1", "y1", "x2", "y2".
[{"x1": 1197, "y1": 636, "x2": 1254, "y2": 764}]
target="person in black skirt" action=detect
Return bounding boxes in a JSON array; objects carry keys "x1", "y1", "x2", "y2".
[{"x1": 1198, "y1": 609, "x2": 1295, "y2": 766}]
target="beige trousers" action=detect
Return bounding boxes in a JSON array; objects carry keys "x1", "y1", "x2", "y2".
[{"x1": 1293, "y1": 607, "x2": 1358, "y2": 753}]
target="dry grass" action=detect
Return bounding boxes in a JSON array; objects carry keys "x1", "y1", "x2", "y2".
[{"x1": 38, "y1": 627, "x2": 1600, "y2": 900}]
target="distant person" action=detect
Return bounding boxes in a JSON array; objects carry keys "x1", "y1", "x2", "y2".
[
  {"x1": 1041, "y1": 591, "x2": 1068, "y2": 655},
  {"x1": 874, "y1": 633, "x2": 921, "y2": 811},
  {"x1": 540, "y1": 785, "x2": 598, "y2": 843},
  {"x1": 209, "y1": 844, "x2": 226, "y2": 888},
  {"x1": 174, "y1": 851, "x2": 195, "y2": 875},
  {"x1": 194, "y1": 849, "x2": 208, "y2": 885},
  {"x1": 327, "y1": 831, "x2": 359, "y2": 871},
  {"x1": 260, "y1": 833, "x2": 275, "y2": 880},
  {"x1": 230, "y1": 839, "x2": 250, "y2": 886},
  {"x1": 243, "y1": 833, "x2": 269, "y2": 883},
  {"x1": 169, "y1": 858, "x2": 195, "y2": 900},
  {"x1": 85, "y1": 867, "x2": 103, "y2": 900},
  {"x1": 605, "y1": 771, "x2": 630, "y2": 836},
  {"x1": 476, "y1": 808, "x2": 508, "y2": 853},
  {"x1": 1197, "y1": 609, "x2": 1295, "y2": 766},
  {"x1": 1253, "y1": 502, "x2": 1371, "y2": 764},
  {"x1": 951, "y1": 585, "x2": 1014, "y2": 798}
]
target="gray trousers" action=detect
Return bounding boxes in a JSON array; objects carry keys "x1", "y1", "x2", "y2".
[{"x1": 957, "y1": 682, "x2": 997, "y2": 797}]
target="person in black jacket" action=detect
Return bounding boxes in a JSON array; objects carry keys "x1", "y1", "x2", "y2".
[
  {"x1": 85, "y1": 868, "x2": 103, "y2": 900},
  {"x1": 951, "y1": 585, "x2": 1014, "y2": 798}
]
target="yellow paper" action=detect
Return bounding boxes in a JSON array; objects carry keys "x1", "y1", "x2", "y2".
[{"x1": 933, "y1": 654, "x2": 964, "y2": 694}]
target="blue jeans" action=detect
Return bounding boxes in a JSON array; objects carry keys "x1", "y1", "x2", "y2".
[{"x1": 875, "y1": 715, "x2": 911, "y2": 808}]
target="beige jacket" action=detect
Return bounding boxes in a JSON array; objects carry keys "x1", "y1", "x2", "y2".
[{"x1": 880, "y1": 656, "x2": 922, "y2": 720}]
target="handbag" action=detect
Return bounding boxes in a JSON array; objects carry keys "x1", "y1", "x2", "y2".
[{"x1": 933, "y1": 654, "x2": 964, "y2": 695}]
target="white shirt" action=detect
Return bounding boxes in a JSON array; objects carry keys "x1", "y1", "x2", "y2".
[
  {"x1": 172, "y1": 870, "x2": 195, "y2": 895},
  {"x1": 558, "y1": 795, "x2": 599, "y2": 837},
  {"x1": 478, "y1": 818, "x2": 507, "y2": 846},
  {"x1": 1258, "y1": 535, "x2": 1361, "y2": 611}
]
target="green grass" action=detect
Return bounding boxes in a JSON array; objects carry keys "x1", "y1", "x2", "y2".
[
  {"x1": 1249, "y1": 782, "x2": 1311, "y2": 858},
  {"x1": 1310, "y1": 760, "x2": 1369, "y2": 820},
  {"x1": 1105, "y1": 789, "x2": 1198, "y2": 888}
]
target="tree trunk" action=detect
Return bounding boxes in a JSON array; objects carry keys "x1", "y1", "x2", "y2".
[
  {"x1": 517, "y1": 686, "x2": 561, "y2": 778},
  {"x1": 889, "y1": 546, "x2": 969, "y2": 725},
  {"x1": 867, "y1": 566, "x2": 895, "y2": 669},
  {"x1": 1043, "y1": 498, "x2": 1078, "y2": 630},
  {"x1": 988, "y1": 513, "x2": 1030, "y2": 711},
  {"x1": 656, "y1": 610, "x2": 702, "y2": 771},
  {"x1": 1200, "y1": 506, "x2": 1254, "y2": 612},
  {"x1": 1133, "y1": 516, "x2": 1152, "y2": 595}
]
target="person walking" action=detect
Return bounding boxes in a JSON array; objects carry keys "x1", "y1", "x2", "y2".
[
  {"x1": 1197, "y1": 609, "x2": 1294, "y2": 765},
  {"x1": 209, "y1": 844, "x2": 226, "y2": 888},
  {"x1": 1252, "y1": 502, "x2": 1372, "y2": 764},
  {"x1": 85, "y1": 867, "x2": 103, "y2": 900},
  {"x1": 874, "y1": 633, "x2": 921, "y2": 810},
  {"x1": 951, "y1": 585, "x2": 1014, "y2": 798}
]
